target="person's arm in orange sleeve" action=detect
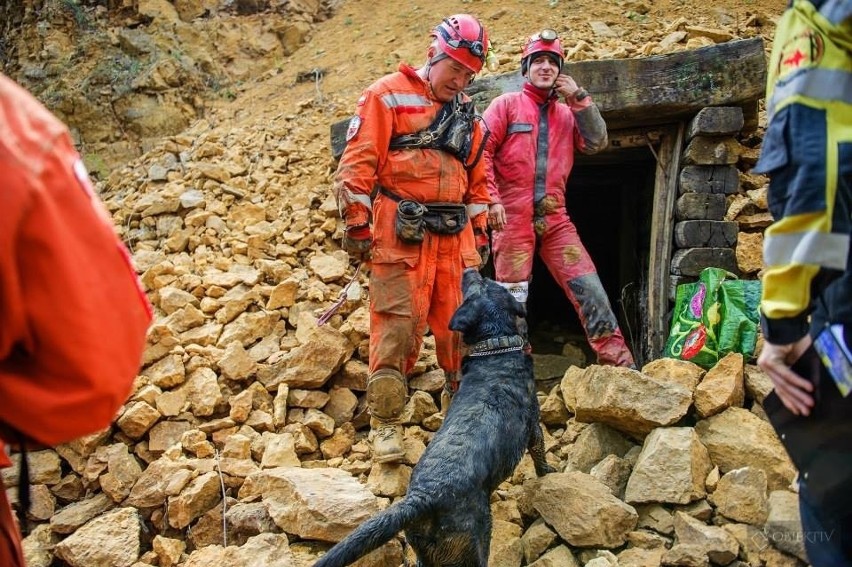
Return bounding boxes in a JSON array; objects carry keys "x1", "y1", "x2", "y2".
[
  {"x1": 333, "y1": 90, "x2": 395, "y2": 230},
  {"x1": 0, "y1": 83, "x2": 152, "y2": 454}
]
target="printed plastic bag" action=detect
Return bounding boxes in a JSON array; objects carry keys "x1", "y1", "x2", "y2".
[{"x1": 664, "y1": 267, "x2": 761, "y2": 369}]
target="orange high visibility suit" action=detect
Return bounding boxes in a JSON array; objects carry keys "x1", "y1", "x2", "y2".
[
  {"x1": 0, "y1": 73, "x2": 152, "y2": 566},
  {"x1": 334, "y1": 63, "x2": 491, "y2": 379}
]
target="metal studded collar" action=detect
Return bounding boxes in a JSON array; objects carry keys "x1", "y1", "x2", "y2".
[{"x1": 466, "y1": 334, "x2": 527, "y2": 357}]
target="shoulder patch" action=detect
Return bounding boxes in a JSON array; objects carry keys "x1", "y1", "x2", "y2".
[
  {"x1": 356, "y1": 95, "x2": 367, "y2": 107},
  {"x1": 346, "y1": 115, "x2": 362, "y2": 141}
]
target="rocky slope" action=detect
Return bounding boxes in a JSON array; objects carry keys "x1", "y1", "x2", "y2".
[{"x1": 0, "y1": 0, "x2": 804, "y2": 566}]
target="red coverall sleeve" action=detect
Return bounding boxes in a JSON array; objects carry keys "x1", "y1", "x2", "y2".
[
  {"x1": 333, "y1": 90, "x2": 394, "y2": 228},
  {"x1": 0, "y1": 98, "x2": 152, "y2": 458},
  {"x1": 482, "y1": 98, "x2": 508, "y2": 205}
]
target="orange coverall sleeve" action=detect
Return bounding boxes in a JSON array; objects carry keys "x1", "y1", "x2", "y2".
[
  {"x1": 0, "y1": 76, "x2": 152, "y2": 465},
  {"x1": 333, "y1": 90, "x2": 395, "y2": 228},
  {"x1": 465, "y1": 118, "x2": 493, "y2": 233}
]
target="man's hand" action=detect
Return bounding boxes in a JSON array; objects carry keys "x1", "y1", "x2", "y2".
[
  {"x1": 474, "y1": 229, "x2": 490, "y2": 266},
  {"x1": 555, "y1": 74, "x2": 591, "y2": 111},
  {"x1": 342, "y1": 225, "x2": 372, "y2": 261},
  {"x1": 488, "y1": 203, "x2": 506, "y2": 231},
  {"x1": 757, "y1": 335, "x2": 815, "y2": 416}
]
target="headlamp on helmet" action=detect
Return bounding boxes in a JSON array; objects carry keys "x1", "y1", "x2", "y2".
[{"x1": 521, "y1": 28, "x2": 565, "y2": 75}]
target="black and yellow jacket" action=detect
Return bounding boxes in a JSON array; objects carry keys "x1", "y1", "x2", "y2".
[{"x1": 754, "y1": 0, "x2": 852, "y2": 345}]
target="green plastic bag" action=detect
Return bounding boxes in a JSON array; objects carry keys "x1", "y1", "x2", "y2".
[{"x1": 664, "y1": 267, "x2": 761, "y2": 369}]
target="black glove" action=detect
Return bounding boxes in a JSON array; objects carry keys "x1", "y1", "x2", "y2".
[
  {"x1": 342, "y1": 225, "x2": 372, "y2": 261},
  {"x1": 475, "y1": 229, "x2": 490, "y2": 266}
]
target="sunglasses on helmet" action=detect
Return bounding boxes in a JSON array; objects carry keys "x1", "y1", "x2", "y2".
[{"x1": 436, "y1": 18, "x2": 486, "y2": 61}]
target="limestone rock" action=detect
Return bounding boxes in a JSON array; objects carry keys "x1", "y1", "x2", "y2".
[
  {"x1": 672, "y1": 511, "x2": 739, "y2": 565},
  {"x1": 239, "y1": 467, "x2": 383, "y2": 542},
  {"x1": 525, "y1": 471, "x2": 638, "y2": 548},
  {"x1": 573, "y1": 366, "x2": 693, "y2": 438},
  {"x1": 694, "y1": 407, "x2": 796, "y2": 490},
  {"x1": 625, "y1": 427, "x2": 712, "y2": 505},
  {"x1": 694, "y1": 352, "x2": 745, "y2": 418},
  {"x1": 640, "y1": 358, "x2": 704, "y2": 392},
  {"x1": 708, "y1": 467, "x2": 768, "y2": 525},
  {"x1": 54, "y1": 507, "x2": 142, "y2": 567}
]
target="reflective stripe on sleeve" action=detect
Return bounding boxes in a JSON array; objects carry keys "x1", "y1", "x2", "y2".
[
  {"x1": 768, "y1": 68, "x2": 852, "y2": 118},
  {"x1": 380, "y1": 93, "x2": 432, "y2": 109},
  {"x1": 466, "y1": 203, "x2": 488, "y2": 217},
  {"x1": 764, "y1": 230, "x2": 850, "y2": 270}
]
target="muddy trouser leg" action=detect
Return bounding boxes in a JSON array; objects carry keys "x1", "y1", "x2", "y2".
[
  {"x1": 368, "y1": 260, "x2": 424, "y2": 464},
  {"x1": 427, "y1": 232, "x2": 466, "y2": 415},
  {"x1": 538, "y1": 217, "x2": 635, "y2": 367},
  {"x1": 492, "y1": 220, "x2": 536, "y2": 345}
]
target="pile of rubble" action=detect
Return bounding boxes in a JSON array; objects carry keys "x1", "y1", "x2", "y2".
[{"x1": 1, "y1": 116, "x2": 803, "y2": 567}]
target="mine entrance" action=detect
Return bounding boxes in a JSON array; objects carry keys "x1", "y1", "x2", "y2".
[{"x1": 525, "y1": 126, "x2": 683, "y2": 367}]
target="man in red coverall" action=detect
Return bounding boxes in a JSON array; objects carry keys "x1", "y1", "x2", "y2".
[
  {"x1": 334, "y1": 14, "x2": 497, "y2": 463},
  {"x1": 0, "y1": 73, "x2": 152, "y2": 566},
  {"x1": 482, "y1": 30, "x2": 634, "y2": 367}
]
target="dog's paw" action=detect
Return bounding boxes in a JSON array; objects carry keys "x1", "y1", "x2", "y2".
[{"x1": 535, "y1": 463, "x2": 558, "y2": 477}]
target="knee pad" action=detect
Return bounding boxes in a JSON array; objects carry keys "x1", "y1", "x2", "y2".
[{"x1": 367, "y1": 368, "x2": 407, "y2": 420}]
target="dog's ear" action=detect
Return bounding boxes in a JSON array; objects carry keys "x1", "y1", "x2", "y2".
[{"x1": 449, "y1": 299, "x2": 476, "y2": 333}]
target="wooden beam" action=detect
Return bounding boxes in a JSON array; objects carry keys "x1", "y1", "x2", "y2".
[{"x1": 646, "y1": 123, "x2": 684, "y2": 360}]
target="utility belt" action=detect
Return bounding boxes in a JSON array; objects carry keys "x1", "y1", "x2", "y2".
[{"x1": 379, "y1": 186, "x2": 468, "y2": 244}]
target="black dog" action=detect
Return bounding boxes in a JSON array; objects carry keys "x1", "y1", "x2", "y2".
[{"x1": 314, "y1": 269, "x2": 554, "y2": 567}]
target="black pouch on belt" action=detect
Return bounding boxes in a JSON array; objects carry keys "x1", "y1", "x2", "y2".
[
  {"x1": 396, "y1": 199, "x2": 427, "y2": 244},
  {"x1": 422, "y1": 203, "x2": 467, "y2": 235}
]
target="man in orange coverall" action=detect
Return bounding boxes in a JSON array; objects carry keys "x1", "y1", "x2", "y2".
[
  {"x1": 482, "y1": 30, "x2": 634, "y2": 367},
  {"x1": 0, "y1": 73, "x2": 152, "y2": 566},
  {"x1": 334, "y1": 14, "x2": 497, "y2": 463}
]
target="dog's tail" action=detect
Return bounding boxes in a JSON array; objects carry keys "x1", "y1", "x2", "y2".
[{"x1": 313, "y1": 496, "x2": 424, "y2": 567}]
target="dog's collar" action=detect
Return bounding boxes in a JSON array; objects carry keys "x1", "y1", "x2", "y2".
[{"x1": 467, "y1": 335, "x2": 527, "y2": 357}]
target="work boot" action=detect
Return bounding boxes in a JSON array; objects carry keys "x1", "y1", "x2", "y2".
[
  {"x1": 366, "y1": 368, "x2": 407, "y2": 464},
  {"x1": 370, "y1": 418, "x2": 404, "y2": 463}
]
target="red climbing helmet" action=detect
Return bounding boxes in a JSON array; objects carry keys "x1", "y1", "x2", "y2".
[
  {"x1": 521, "y1": 29, "x2": 564, "y2": 75},
  {"x1": 431, "y1": 14, "x2": 489, "y2": 74}
]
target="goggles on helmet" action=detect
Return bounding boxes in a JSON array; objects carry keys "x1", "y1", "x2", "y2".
[{"x1": 435, "y1": 18, "x2": 486, "y2": 62}]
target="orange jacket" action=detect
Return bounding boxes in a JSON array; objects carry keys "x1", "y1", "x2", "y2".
[
  {"x1": 334, "y1": 63, "x2": 491, "y2": 265},
  {"x1": 0, "y1": 74, "x2": 152, "y2": 468}
]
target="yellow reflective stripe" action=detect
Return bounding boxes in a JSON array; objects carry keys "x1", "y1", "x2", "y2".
[
  {"x1": 764, "y1": 230, "x2": 850, "y2": 270},
  {"x1": 466, "y1": 203, "x2": 487, "y2": 217},
  {"x1": 761, "y1": 264, "x2": 821, "y2": 320}
]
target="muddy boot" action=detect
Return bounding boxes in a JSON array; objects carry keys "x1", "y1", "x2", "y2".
[
  {"x1": 367, "y1": 368, "x2": 407, "y2": 464},
  {"x1": 370, "y1": 418, "x2": 405, "y2": 463}
]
